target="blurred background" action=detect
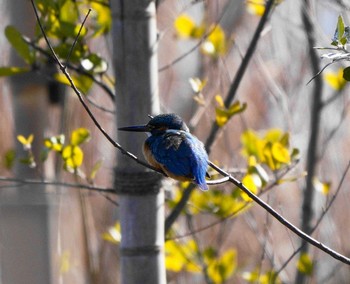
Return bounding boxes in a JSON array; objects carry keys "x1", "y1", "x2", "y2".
[{"x1": 0, "y1": 0, "x2": 349, "y2": 283}]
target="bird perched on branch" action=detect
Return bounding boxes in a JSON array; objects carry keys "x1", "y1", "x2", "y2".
[{"x1": 118, "y1": 113, "x2": 209, "y2": 191}]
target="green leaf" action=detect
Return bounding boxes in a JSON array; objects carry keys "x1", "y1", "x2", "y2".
[
  {"x1": 19, "y1": 155, "x2": 36, "y2": 168},
  {"x1": 337, "y1": 15, "x2": 345, "y2": 40},
  {"x1": 40, "y1": 148, "x2": 50, "y2": 162},
  {"x1": 61, "y1": 22, "x2": 87, "y2": 38},
  {"x1": 70, "y1": 128, "x2": 90, "y2": 146},
  {"x1": 5, "y1": 26, "x2": 35, "y2": 64},
  {"x1": 0, "y1": 66, "x2": 29, "y2": 76},
  {"x1": 60, "y1": 0, "x2": 78, "y2": 24},
  {"x1": 80, "y1": 53, "x2": 108, "y2": 74},
  {"x1": 343, "y1": 66, "x2": 350, "y2": 81},
  {"x1": 4, "y1": 149, "x2": 16, "y2": 170},
  {"x1": 340, "y1": 36, "x2": 348, "y2": 45},
  {"x1": 53, "y1": 42, "x2": 88, "y2": 63}
]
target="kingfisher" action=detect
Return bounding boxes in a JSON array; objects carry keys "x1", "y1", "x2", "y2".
[{"x1": 118, "y1": 113, "x2": 209, "y2": 191}]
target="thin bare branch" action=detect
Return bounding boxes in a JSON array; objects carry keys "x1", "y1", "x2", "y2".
[
  {"x1": 0, "y1": 176, "x2": 116, "y2": 194},
  {"x1": 306, "y1": 62, "x2": 333, "y2": 85},
  {"x1": 276, "y1": 161, "x2": 350, "y2": 274},
  {"x1": 209, "y1": 161, "x2": 350, "y2": 265},
  {"x1": 166, "y1": 0, "x2": 276, "y2": 234},
  {"x1": 66, "y1": 8, "x2": 92, "y2": 66}
]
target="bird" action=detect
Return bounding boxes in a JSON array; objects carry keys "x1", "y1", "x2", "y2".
[{"x1": 118, "y1": 113, "x2": 209, "y2": 191}]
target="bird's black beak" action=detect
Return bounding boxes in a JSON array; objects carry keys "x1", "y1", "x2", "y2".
[{"x1": 118, "y1": 124, "x2": 150, "y2": 132}]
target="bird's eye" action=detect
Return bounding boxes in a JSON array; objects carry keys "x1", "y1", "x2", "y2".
[{"x1": 157, "y1": 126, "x2": 168, "y2": 131}]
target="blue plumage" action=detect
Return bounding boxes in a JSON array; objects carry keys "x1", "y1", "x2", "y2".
[{"x1": 118, "y1": 114, "x2": 209, "y2": 191}]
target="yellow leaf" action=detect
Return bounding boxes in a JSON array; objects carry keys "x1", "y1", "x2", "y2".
[
  {"x1": 263, "y1": 142, "x2": 277, "y2": 170},
  {"x1": 189, "y1": 77, "x2": 207, "y2": 93},
  {"x1": 207, "y1": 249, "x2": 237, "y2": 283},
  {"x1": 70, "y1": 128, "x2": 90, "y2": 146},
  {"x1": 271, "y1": 142, "x2": 290, "y2": 163},
  {"x1": 17, "y1": 134, "x2": 34, "y2": 150},
  {"x1": 215, "y1": 94, "x2": 225, "y2": 107},
  {"x1": 297, "y1": 253, "x2": 314, "y2": 275},
  {"x1": 62, "y1": 145, "x2": 84, "y2": 169},
  {"x1": 91, "y1": 2, "x2": 112, "y2": 36},
  {"x1": 264, "y1": 128, "x2": 283, "y2": 142},
  {"x1": 313, "y1": 178, "x2": 331, "y2": 195},
  {"x1": 165, "y1": 241, "x2": 185, "y2": 272},
  {"x1": 243, "y1": 269, "x2": 281, "y2": 284},
  {"x1": 44, "y1": 134, "x2": 65, "y2": 152},
  {"x1": 189, "y1": 189, "x2": 208, "y2": 214},
  {"x1": 241, "y1": 174, "x2": 259, "y2": 201},
  {"x1": 242, "y1": 270, "x2": 260, "y2": 282},
  {"x1": 241, "y1": 130, "x2": 265, "y2": 161},
  {"x1": 89, "y1": 160, "x2": 103, "y2": 181},
  {"x1": 17, "y1": 135, "x2": 27, "y2": 145},
  {"x1": 174, "y1": 14, "x2": 196, "y2": 38},
  {"x1": 165, "y1": 240, "x2": 200, "y2": 273},
  {"x1": 102, "y1": 222, "x2": 121, "y2": 244},
  {"x1": 324, "y1": 69, "x2": 347, "y2": 90},
  {"x1": 246, "y1": 0, "x2": 266, "y2": 16},
  {"x1": 201, "y1": 25, "x2": 227, "y2": 57},
  {"x1": 242, "y1": 128, "x2": 294, "y2": 170},
  {"x1": 248, "y1": 155, "x2": 258, "y2": 167},
  {"x1": 259, "y1": 270, "x2": 281, "y2": 284},
  {"x1": 215, "y1": 98, "x2": 246, "y2": 127},
  {"x1": 215, "y1": 108, "x2": 229, "y2": 127},
  {"x1": 54, "y1": 73, "x2": 93, "y2": 94}
]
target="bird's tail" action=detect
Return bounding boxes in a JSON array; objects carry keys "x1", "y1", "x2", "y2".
[{"x1": 196, "y1": 179, "x2": 209, "y2": 191}]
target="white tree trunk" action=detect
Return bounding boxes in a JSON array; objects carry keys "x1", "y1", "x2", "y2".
[{"x1": 112, "y1": 0, "x2": 166, "y2": 283}]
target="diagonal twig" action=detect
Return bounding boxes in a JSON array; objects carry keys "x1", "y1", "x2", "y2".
[
  {"x1": 30, "y1": 0, "x2": 164, "y2": 175},
  {"x1": 166, "y1": 0, "x2": 276, "y2": 234},
  {"x1": 208, "y1": 161, "x2": 350, "y2": 265}
]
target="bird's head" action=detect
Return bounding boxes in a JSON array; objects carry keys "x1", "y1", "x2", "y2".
[{"x1": 118, "y1": 113, "x2": 189, "y2": 135}]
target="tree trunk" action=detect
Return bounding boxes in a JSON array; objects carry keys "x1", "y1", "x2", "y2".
[
  {"x1": 295, "y1": 0, "x2": 323, "y2": 283},
  {"x1": 111, "y1": 0, "x2": 165, "y2": 283},
  {"x1": 0, "y1": 1, "x2": 52, "y2": 283}
]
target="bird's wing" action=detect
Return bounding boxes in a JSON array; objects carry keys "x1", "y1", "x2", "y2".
[
  {"x1": 148, "y1": 130, "x2": 208, "y2": 190},
  {"x1": 153, "y1": 131, "x2": 193, "y2": 178}
]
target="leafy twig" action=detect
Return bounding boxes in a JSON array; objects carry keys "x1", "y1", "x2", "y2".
[
  {"x1": 24, "y1": 38, "x2": 115, "y2": 100},
  {"x1": 30, "y1": 0, "x2": 163, "y2": 175}
]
